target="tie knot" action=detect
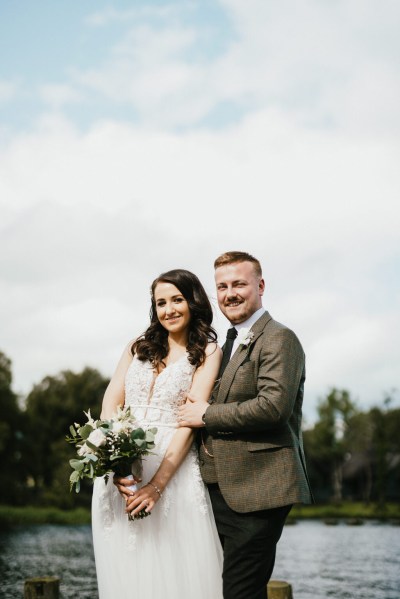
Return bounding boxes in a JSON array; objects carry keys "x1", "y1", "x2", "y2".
[{"x1": 226, "y1": 327, "x2": 238, "y2": 340}]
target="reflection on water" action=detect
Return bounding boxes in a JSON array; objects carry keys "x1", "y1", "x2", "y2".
[
  {"x1": 274, "y1": 520, "x2": 400, "y2": 599},
  {"x1": 0, "y1": 520, "x2": 399, "y2": 598},
  {"x1": 0, "y1": 525, "x2": 98, "y2": 599}
]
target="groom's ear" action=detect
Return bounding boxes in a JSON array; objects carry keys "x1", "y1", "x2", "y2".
[{"x1": 259, "y1": 278, "x2": 265, "y2": 296}]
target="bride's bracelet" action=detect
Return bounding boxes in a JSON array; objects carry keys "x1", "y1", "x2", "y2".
[{"x1": 147, "y1": 481, "x2": 163, "y2": 498}]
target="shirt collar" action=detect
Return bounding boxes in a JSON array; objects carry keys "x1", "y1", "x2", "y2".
[
  {"x1": 231, "y1": 307, "x2": 265, "y2": 353},
  {"x1": 234, "y1": 307, "x2": 265, "y2": 333}
]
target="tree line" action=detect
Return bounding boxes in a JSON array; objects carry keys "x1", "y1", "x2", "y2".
[{"x1": 0, "y1": 350, "x2": 399, "y2": 508}]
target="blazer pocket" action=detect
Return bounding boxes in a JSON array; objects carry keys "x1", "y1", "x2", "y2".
[
  {"x1": 247, "y1": 439, "x2": 294, "y2": 452},
  {"x1": 233, "y1": 360, "x2": 257, "y2": 385},
  {"x1": 236, "y1": 359, "x2": 256, "y2": 373},
  {"x1": 228, "y1": 360, "x2": 257, "y2": 400}
]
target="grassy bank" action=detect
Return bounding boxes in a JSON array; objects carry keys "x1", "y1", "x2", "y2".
[
  {"x1": 1, "y1": 502, "x2": 399, "y2": 528},
  {"x1": 0, "y1": 505, "x2": 91, "y2": 528},
  {"x1": 290, "y1": 502, "x2": 400, "y2": 521}
]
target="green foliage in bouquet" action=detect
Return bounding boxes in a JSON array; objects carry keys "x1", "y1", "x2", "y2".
[{"x1": 66, "y1": 406, "x2": 157, "y2": 493}]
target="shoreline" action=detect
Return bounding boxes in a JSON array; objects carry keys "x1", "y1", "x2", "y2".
[{"x1": 1, "y1": 502, "x2": 399, "y2": 528}]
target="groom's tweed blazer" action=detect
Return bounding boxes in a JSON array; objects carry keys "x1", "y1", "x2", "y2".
[{"x1": 201, "y1": 311, "x2": 313, "y2": 513}]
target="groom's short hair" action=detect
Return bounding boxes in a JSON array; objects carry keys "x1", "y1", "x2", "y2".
[{"x1": 214, "y1": 251, "x2": 262, "y2": 278}]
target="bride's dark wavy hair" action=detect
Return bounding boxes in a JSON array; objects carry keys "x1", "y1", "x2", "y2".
[{"x1": 131, "y1": 269, "x2": 217, "y2": 369}]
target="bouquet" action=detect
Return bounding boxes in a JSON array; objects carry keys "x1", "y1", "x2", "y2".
[{"x1": 67, "y1": 405, "x2": 157, "y2": 520}]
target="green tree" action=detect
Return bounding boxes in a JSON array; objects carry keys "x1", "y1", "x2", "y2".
[
  {"x1": 304, "y1": 390, "x2": 400, "y2": 504},
  {"x1": 0, "y1": 351, "x2": 27, "y2": 504},
  {"x1": 384, "y1": 402, "x2": 400, "y2": 502},
  {"x1": 369, "y1": 392, "x2": 400, "y2": 509},
  {"x1": 341, "y1": 410, "x2": 374, "y2": 502},
  {"x1": 305, "y1": 388, "x2": 357, "y2": 502},
  {"x1": 24, "y1": 367, "x2": 109, "y2": 507}
]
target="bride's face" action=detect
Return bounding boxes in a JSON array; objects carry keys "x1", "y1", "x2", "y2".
[{"x1": 154, "y1": 282, "x2": 191, "y2": 335}]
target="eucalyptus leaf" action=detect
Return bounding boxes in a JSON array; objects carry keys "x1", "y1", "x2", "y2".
[
  {"x1": 70, "y1": 459, "x2": 85, "y2": 471},
  {"x1": 131, "y1": 428, "x2": 145, "y2": 440},
  {"x1": 78, "y1": 423, "x2": 94, "y2": 439},
  {"x1": 70, "y1": 470, "x2": 80, "y2": 482},
  {"x1": 86, "y1": 453, "x2": 98, "y2": 462}
]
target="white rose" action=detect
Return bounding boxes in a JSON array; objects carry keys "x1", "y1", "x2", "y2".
[
  {"x1": 112, "y1": 422, "x2": 123, "y2": 434},
  {"x1": 78, "y1": 443, "x2": 92, "y2": 456},
  {"x1": 236, "y1": 328, "x2": 249, "y2": 345},
  {"x1": 87, "y1": 428, "x2": 106, "y2": 447},
  {"x1": 236, "y1": 328, "x2": 254, "y2": 347}
]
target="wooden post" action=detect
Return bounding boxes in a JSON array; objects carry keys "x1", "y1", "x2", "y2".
[
  {"x1": 267, "y1": 579, "x2": 293, "y2": 599},
  {"x1": 24, "y1": 577, "x2": 60, "y2": 599}
]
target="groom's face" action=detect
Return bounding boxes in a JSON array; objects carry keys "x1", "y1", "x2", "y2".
[{"x1": 215, "y1": 261, "x2": 264, "y2": 325}]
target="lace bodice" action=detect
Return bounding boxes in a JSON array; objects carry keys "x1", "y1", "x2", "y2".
[{"x1": 124, "y1": 354, "x2": 195, "y2": 428}]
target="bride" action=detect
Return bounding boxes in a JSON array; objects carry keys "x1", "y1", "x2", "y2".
[{"x1": 91, "y1": 269, "x2": 223, "y2": 599}]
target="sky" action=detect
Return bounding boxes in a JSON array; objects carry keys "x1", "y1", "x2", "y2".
[{"x1": 1, "y1": 0, "x2": 399, "y2": 422}]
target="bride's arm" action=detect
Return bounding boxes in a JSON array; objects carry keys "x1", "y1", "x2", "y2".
[
  {"x1": 100, "y1": 342, "x2": 133, "y2": 420},
  {"x1": 125, "y1": 343, "x2": 221, "y2": 517}
]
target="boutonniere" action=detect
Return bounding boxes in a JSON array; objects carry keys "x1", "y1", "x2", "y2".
[{"x1": 237, "y1": 328, "x2": 254, "y2": 347}]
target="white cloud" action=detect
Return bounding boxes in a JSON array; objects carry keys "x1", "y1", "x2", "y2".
[
  {"x1": 74, "y1": 24, "x2": 214, "y2": 128},
  {"x1": 0, "y1": 80, "x2": 18, "y2": 103},
  {"x1": 85, "y1": 7, "x2": 138, "y2": 27},
  {"x1": 307, "y1": 308, "x2": 399, "y2": 407},
  {"x1": 85, "y1": 4, "x2": 179, "y2": 27},
  {"x1": 72, "y1": 0, "x2": 400, "y2": 136},
  {"x1": 0, "y1": 108, "x2": 399, "y2": 418},
  {"x1": 39, "y1": 84, "x2": 84, "y2": 109}
]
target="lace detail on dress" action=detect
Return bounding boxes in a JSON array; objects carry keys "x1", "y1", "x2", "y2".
[
  {"x1": 124, "y1": 353, "x2": 195, "y2": 427},
  {"x1": 188, "y1": 447, "x2": 209, "y2": 516},
  {"x1": 97, "y1": 478, "x2": 114, "y2": 536},
  {"x1": 157, "y1": 446, "x2": 209, "y2": 519}
]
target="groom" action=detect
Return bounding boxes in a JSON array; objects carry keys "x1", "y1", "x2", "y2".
[{"x1": 178, "y1": 251, "x2": 313, "y2": 599}]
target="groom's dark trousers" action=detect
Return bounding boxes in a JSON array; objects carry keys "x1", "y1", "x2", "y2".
[{"x1": 208, "y1": 484, "x2": 292, "y2": 599}]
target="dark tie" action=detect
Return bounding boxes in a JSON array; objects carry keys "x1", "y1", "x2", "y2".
[{"x1": 218, "y1": 327, "x2": 238, "y2": 378}]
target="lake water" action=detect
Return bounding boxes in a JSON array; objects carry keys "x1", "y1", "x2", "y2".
[{"x1": 0, "y1": 520, "x2": 399, "y2": 598}]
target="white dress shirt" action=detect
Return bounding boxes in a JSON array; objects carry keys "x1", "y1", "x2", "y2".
[{"x1": 231, "y1": 306, "x2": 265, "y2": 355}]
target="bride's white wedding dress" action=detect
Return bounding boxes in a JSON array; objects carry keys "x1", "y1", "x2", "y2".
[{"x1": 92, "y1": 354, "x2": 223, "y2": 599}]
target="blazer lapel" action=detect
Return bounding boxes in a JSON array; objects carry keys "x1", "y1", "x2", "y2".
[{"x1": 216, "y1": 311, "x2": 272, "y2": 404}]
